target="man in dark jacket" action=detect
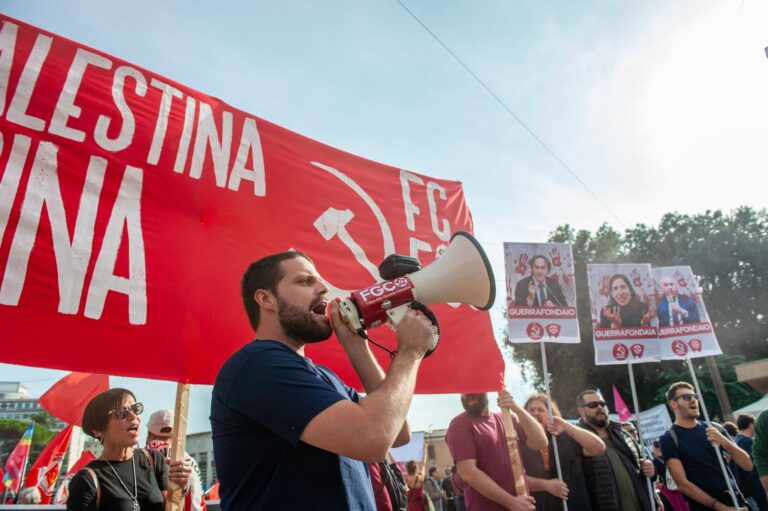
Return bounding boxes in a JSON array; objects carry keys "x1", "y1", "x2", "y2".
[{"x1": 576, "y1": 390, "x2": 657, "y2": 511}]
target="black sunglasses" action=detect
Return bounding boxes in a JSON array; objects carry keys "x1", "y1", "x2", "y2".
[
  {"x1": 674, "y1": 393, "x2": 698, "y2": 402},
  {"x1": 110, "y1": 402, "x2": 144, "y2": 419},
  {"x1": 583, "y1": 401, "x2": 607, "y2": 409}
]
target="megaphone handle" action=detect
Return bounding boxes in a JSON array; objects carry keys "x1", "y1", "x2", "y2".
[{"x1": 383, "y1": 302, "x2": 440, "y2": 357}]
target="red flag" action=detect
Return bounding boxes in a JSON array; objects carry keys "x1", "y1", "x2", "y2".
[
  {"x1": 23, "y1": 424, "x2": 73, "y2": 504},
  {"x1": 65, "y1": 450, "x2": 96, "y2": 477},
  {"x1": 612, "y1": 384, "x2": 632, "y2": 422},
  {"x1": 38, "y1": 373, "x2": 109, "y2": 426},
  {"x1": 0, "y1": 14, "x2": 504, "y2": 393}
]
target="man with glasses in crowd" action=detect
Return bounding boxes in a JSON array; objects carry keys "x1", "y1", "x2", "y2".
[
  {"x1": 576, "y1": 389, "x2": 657, "y2": 511},
  {"x1": 659, "y1": 382, "x2": 753, "y2": 511}
]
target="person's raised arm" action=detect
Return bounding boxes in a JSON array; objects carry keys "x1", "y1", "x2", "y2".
[
  {"x1": 546, "y1": 416, "x2": 605, "y2": 457},
  {"x1": 498, "y1": 391, "x2": 547, "y2": 450},
  {"x1": 708, "y1": 427, "x2": 753, "y2": 471},
  {"x1": 300, "y1": 304, "x2": 434, "y2": 462}
]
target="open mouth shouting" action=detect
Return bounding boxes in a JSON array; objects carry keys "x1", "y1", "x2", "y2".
[{"x1": 311, "y1": 299, "x2": 329, "y2": 321}]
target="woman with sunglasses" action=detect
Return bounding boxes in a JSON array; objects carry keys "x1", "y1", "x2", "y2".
[{"x1": 67, "y1": 388, "x2": 191, "y2": 511}]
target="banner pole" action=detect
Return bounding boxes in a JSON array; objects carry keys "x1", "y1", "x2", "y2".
[
  {"x1": 501, "y1": 391, "x2": 529, "y2": 498},
  {"x1": 165, "y1": 383, "x2": 190, "y2": 511},
  {"x1": 627, "y1": 359, "x2": 657, "y2": 511},
  {"x1": 540, "y1": 340, "x2": 567, "y2": 511},
  {"x1": 685, "y1": 357, "x2": 740, "y2": 509}
]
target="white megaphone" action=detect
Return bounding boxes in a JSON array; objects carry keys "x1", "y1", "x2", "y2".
[{"x1": 338, "y1": 231, "x2": 495, "y2": 357}]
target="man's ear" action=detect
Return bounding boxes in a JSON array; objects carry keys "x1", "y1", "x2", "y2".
[{"x1": 254, "y1": 289, "x2": 277, "y2": 311}]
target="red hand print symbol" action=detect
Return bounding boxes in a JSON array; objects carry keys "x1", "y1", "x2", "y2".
[
  {"x1": 674, "y1": 270, "x2": 687, "y2": 288},
  {"x1": 552, "y1": 273, "x2": 560, "y2": 284},
  {"x1": 549, "y1": 248, "x2": 562, "y2": 267},
  {"x1": 515, "y1": 254, "x2": 529, "y2": 276},
  {"x1": 599, "y1": 274, "x2": 611, "y2": 296},
  {"x1": 631, "y1": 269, "x2": 642, "y2": 288}
]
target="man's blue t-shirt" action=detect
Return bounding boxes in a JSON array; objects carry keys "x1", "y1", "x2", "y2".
[
  {"x1": 210, "y1": 340, "x2": 376, "y2": 510},
  {"x1": 659, "y1": 422, "x2": 738, "y2": 500}
]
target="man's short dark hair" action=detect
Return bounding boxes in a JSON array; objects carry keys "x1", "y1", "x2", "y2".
[
  {"x1": 665, "y1": 381, "x2": 694, "y2": 403},
  {"x1": 82, "y1": 388, "x2": 136, "y2": 441},
  {"x1": 736, "y1": 413, "x2": 755, "y2": 431},
  {"x1": 529, "y1": 255, "x2": 551, "y2": 271},
  {"x1": 576, "y1": 389, "x2": 599, "y2": 407},
  {"x1": 653, "y1": 440, "x2": 660, "y2": 448},
  {"x1": 429, "y1": 466, "x2": 438, "y2": 477},
  {"x1": 241, "y1": 251, "x2": 311, "y2": 331}
]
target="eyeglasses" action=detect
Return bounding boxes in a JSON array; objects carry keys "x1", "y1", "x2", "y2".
[
  {"x1": 674, "y1": 393, "x2": 698, "y2": 402},
  {"x1": 583, "y1": 401, "x2": 607, "y2": 409},
  {"x1": 109, "y1": 402, "x2": 144, "y2": 419}
]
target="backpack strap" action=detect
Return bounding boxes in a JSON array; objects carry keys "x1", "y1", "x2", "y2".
[
  {"x1": 84, "y1": 467, "x2": 100, "y2": 510},
  {"x1": 141, "y1": 447, "x2": 154, "y2": 469}
]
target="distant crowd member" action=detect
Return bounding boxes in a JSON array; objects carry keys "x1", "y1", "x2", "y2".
[
  {"x1": 734, "y1": 413, "x2": 768, "y2": 510},
  {"x1": 723, "y1": 422, "x2": 739, "y2": 438},
  {"x1": 660, "y1": 382, "x2": 753, "y2": 511},
  {"x1": 446, "y1": 391, "x2": 547, "y2": 511},
  {"x1": 656, "y1": 276, "x2": 700, "y2": 327},
  {"x1": 145, "y1": 409, "x2": 206, "y2": 511},
  {"x1": 576, "y1": 389, "x2": 657, "y2": 511},
  {"x1": 405, "y1": 444, "x2": 430, "y2": 511},
  {"x1": 754, "y1": 411, "x2": 768, "y2": 495},
  {"x1": 67, "y1": 388, "x2": 191, "y2": 511},
  {"x1": 425, "y1": 466, "x2": 447, "y2": 511},
  {"x1": 513, "y1": 255, "x2": 567, "y2": 307},
  {"x1": 17, "y1": 487, "x2": 41, "y2": 504},
  {"x1": 652, "y1": 440, "x2": 689, "y2": 511},
  {"x1": 210, "y1": 252, "x2": 435, "y2": 510},
  {"x1": 522, "y1": 393, "x2": 605, "y2": 510},
  {"x1": 442, "y1": 467, "x2": 457, "y2": 511}
]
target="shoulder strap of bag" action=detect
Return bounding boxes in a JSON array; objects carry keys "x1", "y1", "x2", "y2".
[{"x1": 84, "y1": 467, "x2": 101, "y2": 510}]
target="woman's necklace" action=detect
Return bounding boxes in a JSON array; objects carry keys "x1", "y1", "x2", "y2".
[{"x1": 106, "y1": 455, "x2": 139, "y2": 511}]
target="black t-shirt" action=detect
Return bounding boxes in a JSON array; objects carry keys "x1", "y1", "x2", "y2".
[
  {"x1": 67, "y1": 449, "x2": 168, "y2": 511},
  {"x1": 659, "y1": 422, "x2": 738, "y2": 500},
  {"x1": 210, "y1": 339, "x2": 375, "y2": 510}
]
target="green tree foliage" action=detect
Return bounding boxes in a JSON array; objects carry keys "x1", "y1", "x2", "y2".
[
  {"x1": 0, "y1": 416, "x2": 55, "y2": 472},
  {"x1": 506, "y1": 208, "x2": 767, "y2": 419}
]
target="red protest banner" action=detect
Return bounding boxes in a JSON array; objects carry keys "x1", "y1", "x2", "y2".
[{"x1": 0, "y1": 15, "x2": 503, "y2": 392}]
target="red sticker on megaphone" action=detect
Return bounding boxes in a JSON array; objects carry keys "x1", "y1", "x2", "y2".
[
  {"x1": 672, "y1": 340, "x2": 688, "y2": 357},
  {"x1": 612, "y1": 343, "x2": 629, "y2": 361},
  {"x1": 688, "y1": 339, "x2": 702, "y2": 352},
  {"x1": 630, "y1": 343, "x2": 645, "y2": 358},
  {"x1": 545, "y1": 323, "x2": 561, "y2": 338},
  {"x1": 526, "y1": 322, "x2": 544, "y2": 340}
]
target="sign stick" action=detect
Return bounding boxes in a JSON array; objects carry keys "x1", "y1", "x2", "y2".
[
  {"x1": 501, "y1": 397, "x2": 529, "y2": 497},
  {"x1": 540, "y1": 340, "x2": 567, "y2": 511},
  {"x1": 627, "y1": 359, "x2": 657, "y2": 511},
  {"x1": 685, "y1": 358, "x2": 740, "y2": 510},
  {"x1": 165, "y1": 383, "x2": 190, "y2": 511}
]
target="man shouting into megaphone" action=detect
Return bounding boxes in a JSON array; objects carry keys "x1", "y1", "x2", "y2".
[{"x1": 210, "y1": 251, "x2": 436, "y2": 511}]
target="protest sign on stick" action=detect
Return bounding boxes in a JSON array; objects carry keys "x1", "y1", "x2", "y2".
[
  {"x1": 651, "y1": 266, "x2": 721, "y2": 360},
  {"x1": 587, "y1": 263, "x2": 659, "y2": 365}
]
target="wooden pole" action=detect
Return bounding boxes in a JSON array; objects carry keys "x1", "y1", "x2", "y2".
[
  {"x1": 501, "y1": 392, "x2": 528, "y2": 497},
  {"x1": 164, "y1": 383, "x2": 190, "y2": 511}
]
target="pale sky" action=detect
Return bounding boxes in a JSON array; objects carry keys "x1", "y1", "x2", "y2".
[{"x1": 2, "y1": 0, "x2": 767, "y2": 436}]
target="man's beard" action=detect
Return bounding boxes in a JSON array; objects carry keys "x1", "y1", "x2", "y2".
[
  {"x1": 277, "y1": 296, "x2": 332, "y2": 344},
  {"x1": 461, "y1": 393, "x2": 489, "y2": 417},
  {"x1": 586, "y1": 412, "x2": 608, "y2": 428}
]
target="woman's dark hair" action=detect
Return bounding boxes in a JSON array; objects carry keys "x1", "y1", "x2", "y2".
[
  {"x1": 82, "y1": 388, "x2": 136, "y2": 441},
  {"x1": 406, "y1": 460, "x2": 417, "y2": 475},
  {"x1": 608, "y1": 274, "x2": 638, "y2": 305}
]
